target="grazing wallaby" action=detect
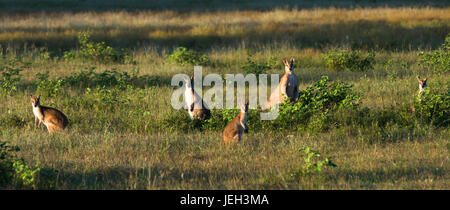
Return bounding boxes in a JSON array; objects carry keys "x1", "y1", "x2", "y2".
[
  {"x1": 417, "y1": 75, "x2": 428, "y2": 97},
  {"x1": 264, "y1": 58, "x2": 299, "y2": 109},
  {"x1": 223, "y1": 102, "x2": 249, "y2": 144},
  {"x1": 30, "y1": 95, "x2": 69, "y2": 134},
  {"x1": 184, "y1": 76, "x2": 211, "y2": 120}
]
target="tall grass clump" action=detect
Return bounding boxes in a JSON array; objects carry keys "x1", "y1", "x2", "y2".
[{"x1": 323, "y1": 49, "x2": 375, "y2": 72}]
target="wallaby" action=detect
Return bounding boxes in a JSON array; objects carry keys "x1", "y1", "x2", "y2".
[
  {"x1": 411, "y1": 75, "x2": 428, "y2": 112},
  {"x1": 184, "y1": 76, "x2": 211, "y2": 120},
  {"x1": 264, "y1": 58, "x2": 299, "y2": 109},
  {"x1": 30, "y1": 95, "x2": 69, "y2": 134},
  {"x1": 223, "y1": 102, "x2": 249, "y2": 144},
  {"x1": 417, "y1": 75, "x2": 428, "y2": 97}
]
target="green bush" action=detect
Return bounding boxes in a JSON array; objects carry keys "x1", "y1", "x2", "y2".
[
  {"x1": 323, "y1": 49, "x2": 375, "y2": 71},
  {"x1": 271, "y1": 76, "x2": 359, "y2": 131},
  {"x1": 418, "y1": 33, "x2": 450, "y2": 74},
  {"x1": 36, "y1": 71, "x2": 63, "y2": 98},
  {"x1": 166, "y1": 47, "x2": 209, "y2": 66},
  {"x1": 63, "y1": 67, "x2": 132, "y2": 89},
  {"x1": 413, "y1": 89, "x2": 449, "y2": 127},
  {"x1": 64, "y1": 32, "x2": 130, "y2": 63},
  {"x1": 0, "y1": 58, "x2": 23, "y2": 95},
  {"x1": 290, "y1": 147, "x2": 337, "y2": 178},
  {"x1": 241, "y1": 55, "x2": 277, "y2": 76},
  {"x1": 0, "y1": 141, "x2": 19, "y2": 188}
]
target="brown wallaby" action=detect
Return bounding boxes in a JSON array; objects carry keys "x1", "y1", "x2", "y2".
[
  {"x1": 223, "y1": 102, "x2": 249, "y2": 144},
  {"x1": 417, "y1": 75, "x2": 428, "y2": 97},
  {"x1": 30, "y1": 95, "x2": 69, "y2": 134},
  {"x1": 184, "y1": 76, "x2": 211, "y2": 120},
  {"x1": 264, "y1": 58, "x2": 299, "y2": 109},
  {"x1": 411, "y1": 75, "x2": 429, "y2": 112}
]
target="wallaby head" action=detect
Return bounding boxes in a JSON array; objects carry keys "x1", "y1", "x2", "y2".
[
  {"x1": 240, "y1": 101, "x2": 249, "y2": 113},
  {"x1": 185, "y1": 76, "x2": 194, "y2": 89},
  {"x1": 417, "y1": 75, "x2": 428, "y2": 96},
  {"x1": 283, "y1": 58, "x2": 295, "y2": 73},
  {"x1": 30, "y1": 95, "x2": 41, "y2": 107}
]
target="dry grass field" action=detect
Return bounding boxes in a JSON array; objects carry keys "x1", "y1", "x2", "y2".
[{"x1": 0, "y1": 0, "x2": 449, "y2": 189}]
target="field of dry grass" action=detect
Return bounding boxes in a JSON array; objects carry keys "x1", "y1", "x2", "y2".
[{"x1": 0, "y1": 1, "x2": 449, "y2": 189}]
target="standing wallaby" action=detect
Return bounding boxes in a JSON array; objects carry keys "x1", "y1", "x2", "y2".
[
  {"x1": 223, "y1": 102, "x2": 249, "y2": 144},
  {"x1": 30, "y1": 95, "x2": 69, "y2": 134},
  {"x1": 184, "y1": 76, "x2": 211, "y2": 120},
  {"x1": 264, "y1": 58, "x2": 299, "y2": 109},
  {"x1": 411, "y1": 76, "x2": 429, "y2": 112},
  {"x1": 417, "y1": 75, "x2": 428, "y2": 97}
]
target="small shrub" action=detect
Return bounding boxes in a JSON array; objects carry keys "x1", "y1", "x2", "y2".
[
  {"x1": 63, "y1": 67, "x2": 132, "y2": 89},
  {"x1": 1, "y1": 111, "x2": 27, "y2": 128},
  {"x1": 384, "y1": 59, "x2": 398, "y2": 80},
  {"x1": 272, "y1": 76, "x2": 359, "y2": 131},
  {"x1": 323, "y1": 49, "x2": 375, "y2": 71},
  {"x1": 0, "y1": 59, "x2": 22, "y2": 95},
  {"x1": 166, "y1": 47, "x2": 209, "y2": 66},
  {"x1": 159, "y1": 110, "x2": 203, "y2": 132},
  {"x1": 241, "y1": 55, "x2": 277, "y2": 76},
  {"x1": 12, "y1": 159, "x2": 40, "y2": 189},
  {"x1": 64, "y1": 32, "x2": 129, "y2": 63},
  {"x1": 36, "y1": 71, "x2": 63, "y2": 98},
  {"x1": 414, "y1": 89, "x2": 449, "y2": 127},
  {"x1": 0, "y1": 141, "x2": 19, "y2": 188},
  {"x1": 418, "y1": 33, "x2": 450, "y2": 74},
  {"x1": 291, "y1": 147, "x2": 336, "y2": 178}
]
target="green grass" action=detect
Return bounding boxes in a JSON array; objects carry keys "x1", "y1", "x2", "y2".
[{"x1": 0, "y1": 2, "x2": 449, "y2": 189}]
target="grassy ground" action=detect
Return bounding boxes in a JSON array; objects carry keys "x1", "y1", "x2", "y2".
[{"x1": 0, "y1": 1, "x2": 449, "y2": 189}]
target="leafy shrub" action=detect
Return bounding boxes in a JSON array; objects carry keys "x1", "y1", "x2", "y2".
[
  {"x1": 35, "y1": 71, "x2": 63, "y2": 98},
  {"x1": 241, "y1": 55, "x2": 277, "y2": 76},
  {"x1": 166, "y1": 47, "x2": 209, "y2": 66},
  {"x1": 0, "y1": 141, "x2": 47, "y2": 189},
  {"x1": 291, "y1": 147, "x2": 336, "y2": 178},
  {"x1": 271, "y1": 76, "x2": 359, "y2": 131},
  {"x1": 0, "y1": 141, "x2": 19, "y2": 188},
  {"x1": 159, "y1": 110, "x2": 204, "y2": 132},
  {"x1": 64, "y1": 32, "x2": 130, "y2": 63},
  {"x1": 418, "y1": 33, "x2": 450, "y2": 74},
  {"x1": 63, "y1": 67, "x2": 132, "y2": 89},
  {"x1": 413, "y1": 89, "x2": 449, "y2": 127},
  {"x1": 323, "y1": 49, "x2": 375, "y2": 71},
  {"x1": 1, "y1": 111, "x2": 27, "y2": 128},
  {"x1": 12, "y1": 159, "x2": 41, "y2": 189},
  {"x1": 0, "y1": 58, "x2": 23, "y2": 95}
]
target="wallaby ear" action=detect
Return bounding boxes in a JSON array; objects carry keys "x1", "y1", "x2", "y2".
[
  {"x1": 424, "y1": 77, "x2": 428, "y2": 82},
  {"x1": 37, "y1": 95, "x2": 41, "y2": 100},
  {"x1": 290, "y1": 58, "x2": 295, "y2": 64},
  {"x1": 283, "y1": 59, "x2": 289, "y2": 66},
  {"x1": 417, "y1": 75, "x2": 421, "y2": 82}
]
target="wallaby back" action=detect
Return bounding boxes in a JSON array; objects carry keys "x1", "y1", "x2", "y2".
[{"x1": 223, "y1": 102, "x2": 249, "y2": 144}]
